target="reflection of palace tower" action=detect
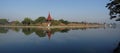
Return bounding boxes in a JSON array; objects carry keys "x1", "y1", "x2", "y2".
[
  {"x1": 46, "y1": 28, "x2": 52, "y2": 40},
  {"x1": 20, "y1": 28, "x2": 71, "y2": 40}
]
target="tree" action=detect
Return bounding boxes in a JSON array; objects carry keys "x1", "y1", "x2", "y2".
[
  {"x1": 22, "y1": 17, "x2": 33, "y2": 25},
  {"x1": 106, "y1": 0, "x2": 120, "y2": 21},
  {"x1": 35, "y1": 16, "x2": 46, "y2": 24},
  {"x1": 11, "y1": 20, "x2": 21, "y2": 25},
  {"x1": 51, "y1": 20, "x2": 61, "y2": 26},
  {"x1": 14, "y1": 20, "x2": 20, "y2": 24},
  {"x1": 0, "y1": 19, "x2": 8, "y2": 25},
  {"x1": 59, "y1": 19, "x2": 64, "y2": 23},
  {"x1": 59, "y1": 19, "x2": 69, "y2": 25}
]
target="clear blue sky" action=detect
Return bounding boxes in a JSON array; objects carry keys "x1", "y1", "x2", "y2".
[{"x1": 0, "y1": 0, "x2": 117, "y2": 23}]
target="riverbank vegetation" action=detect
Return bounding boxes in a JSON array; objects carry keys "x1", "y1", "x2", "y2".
[{"x1": 0, "y1": 16, "x2": 103, "y2": 27}]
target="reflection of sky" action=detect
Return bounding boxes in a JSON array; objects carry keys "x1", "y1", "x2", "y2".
[
  {"x1": 0, "y1": 28, "x2": 119, "y2": 53},
  {"x1": 0, "y1": 0, "x2": 118, "y2": 23}
]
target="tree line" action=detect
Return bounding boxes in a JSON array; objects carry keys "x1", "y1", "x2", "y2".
[
  {"x1": 0, "y1": 16, "x2": 104, "y2": 26},
  {"x1": 0, "y1": 16, "x2": 70, "y2": 26}
]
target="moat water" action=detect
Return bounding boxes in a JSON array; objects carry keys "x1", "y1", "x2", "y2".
[{"x1": 0, "y1": 26, "x2": 119, "y2": 53}]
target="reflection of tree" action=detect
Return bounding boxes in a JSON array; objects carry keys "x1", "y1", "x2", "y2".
[
  {"x1": 0, "y1": 27, "x2": 8, "y2": 34},
  {"x1": 72, "y1": 28, "x2": 87, "y2": 30},
  {"x1": 20, "y1": 27, "x2": 103, "y2": 39},
  {"x1": 34, "y1": 28, "x2": 70, "y2": 39},
  {"x1": 35, "y1": 29, "x2": 46, "y2": 37},
  {"x1": 113, "y1": 42, "x2": 120, "y2": 53},
  {"x1": 22, "y1": 28, "x2": 34, "y2": 35},
  {"x1": 60, "y1": 29, "x2": 70, "y2": 33},
  {"x1": 79, "y1": 28, "x2": 87, "y2": 30},
  {"x1": 50, "y1": 28, "x2": 60, "y2": 34},
  {"x1": 10, "y1": 27, "x2": 20, "y2": 32},
  {"x1": 71, "y1": 27, "x2": 101, "y2": 30}
]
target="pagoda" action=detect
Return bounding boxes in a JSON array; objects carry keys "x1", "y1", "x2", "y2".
[{"x1": 47, "y1": 12, "x2": 52, "y2": 26}]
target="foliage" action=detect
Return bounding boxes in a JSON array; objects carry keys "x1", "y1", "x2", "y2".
[
  {"x1": 22, "y1": 17, "x2": 33, "y2": 25},
  {"x1": 11, "y1": 20, "x2": 21, "y2": 25},
  {"x1": 0, "y1": 16, "x2": 86, "y2": 26},
  {"x1": 59, "y1": 19, "x2": 69, "y2": 25},
  {"x1": 106, "y1": 0, "x2": 120, "y2": 21},
  {"x1": 51, "y1": 20, "x2": 61, "y2": 26},
  {"x1": 0, "y1": 19, "x2": 8, "y2": 25},
  {"x1": 14, "y1": 20, "x2": 20, "y2": 24},
  {"x1": 35, "y1": 16, "x2": 46, "y2": 24}
]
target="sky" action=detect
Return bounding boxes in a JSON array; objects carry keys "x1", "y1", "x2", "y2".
[{"x1": 0, "y1": 0, "x2": 119, "y2": 23}]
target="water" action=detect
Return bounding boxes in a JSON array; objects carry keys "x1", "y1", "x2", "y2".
[{"x1": 0, "y1": 26, "x2": 119, "y2": 53}]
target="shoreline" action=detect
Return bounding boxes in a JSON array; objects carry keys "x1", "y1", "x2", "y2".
[{"x1": 0, "y1": 25, "x2": 105, "y2": 28}]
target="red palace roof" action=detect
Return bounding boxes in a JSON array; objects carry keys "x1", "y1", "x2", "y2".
[{"x1": 47, "y1": 13, "x2": 52, "y2": 21}]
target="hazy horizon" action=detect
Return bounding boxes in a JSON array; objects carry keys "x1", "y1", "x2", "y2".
[{"x1": 0, "y1": 0, "x2": 119, "y2": 23}]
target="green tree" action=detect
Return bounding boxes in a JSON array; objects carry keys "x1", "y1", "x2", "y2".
[
  {"x1": 0, "y1": 19, "x2": 8, "y2": 25},
  {"x1": 59, "y1": 19, "x2": 64, "y2": 23},
  {"x1": 59, "y1": 19, "x2": 69, "y2": 25},
  {"x1": 14, "y1": 20, "x2": 20, "y2": 24},
  {"x1": 35, "y1": 16, "x2": 46, "y2": 24},
  {"x1": 106, "y1": 0, "x2": 120, "y2": 21},
  {"x1": 12, "y1": 20, "x2": 21, "y2": 25},
  {"x1": 22, "y1": 17, "x2": 33, "y2": 25},
  {"x1": 51, "y1": 20, "x2": 61, "y2": 26}
]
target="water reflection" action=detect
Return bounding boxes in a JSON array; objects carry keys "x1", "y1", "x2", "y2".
[
  {"x1": 0, "y1": 26, "x2": 113, "y2": 41},
  {"x1": 0, "y1": 27, "x2": 115, "y2": 35},
  {"x1": 25, "y1": 28, "x2": 71, "y2": 40},
  {"x1": 35, "y1": 28, "x2": 46, "y2": 37},
  {"x1": 0, "y1": 27, "x2": 8, "y2": 34},
  {"x1": 22, "y1": 28, "x2": 34, "y2": 35},
  {"x1": 0, "y1": 27, "x2": 104, "y2": 38},
  {"x1": 10, "y1": 27, "x2": 20, "y2": 32},
  {"x1": 0, "y1": 27, "x2": 119, "y2": 53}
]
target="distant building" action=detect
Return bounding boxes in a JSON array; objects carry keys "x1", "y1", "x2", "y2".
[{"x1": 47, "y1": 12, "x2": 52, "y2": 26}]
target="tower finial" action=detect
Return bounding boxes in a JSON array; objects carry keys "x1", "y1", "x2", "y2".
[{"x1": 47, "y1": 12, "x2": 52, "y2": 21}]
